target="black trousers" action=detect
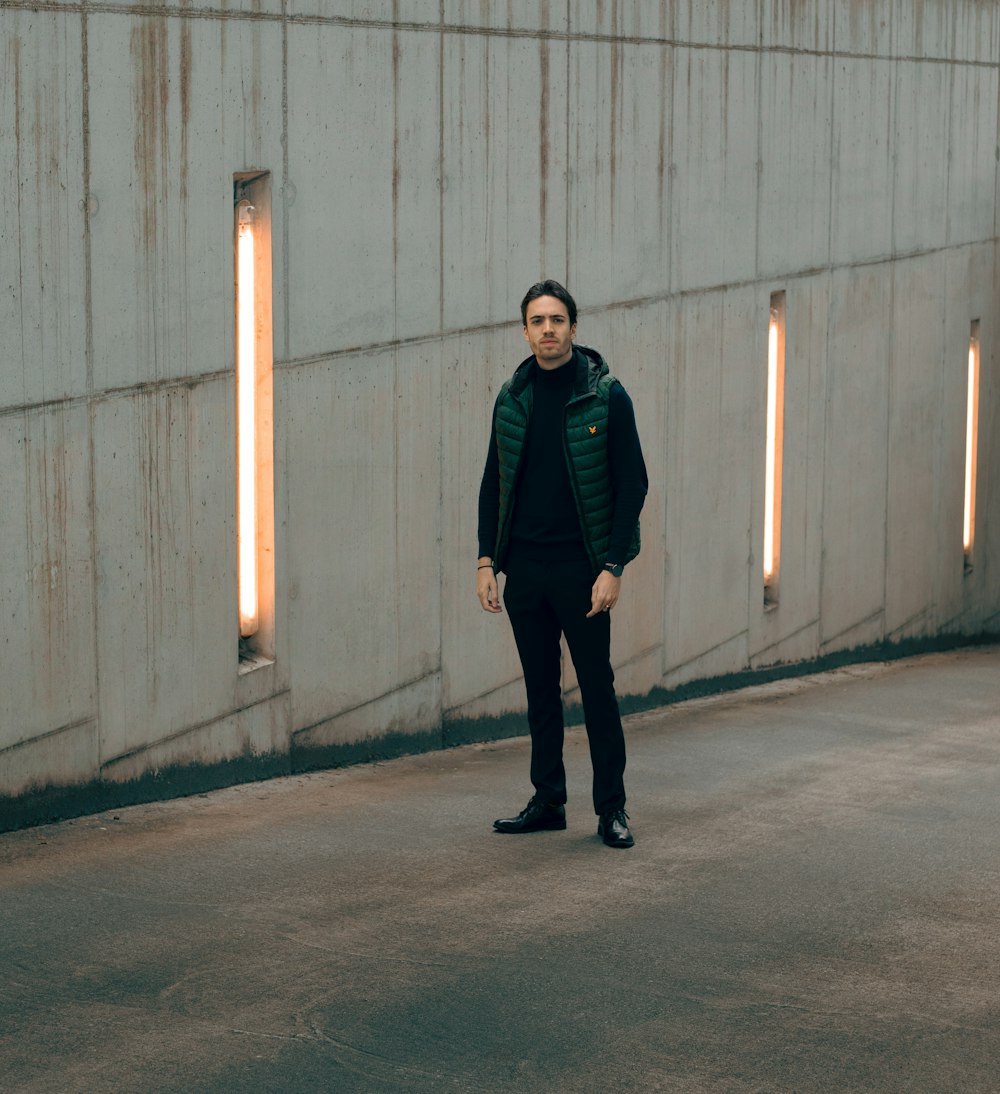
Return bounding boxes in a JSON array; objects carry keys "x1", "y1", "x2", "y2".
[{"x1": 502, "y1": 555, "x2": 627, "y2": 815}]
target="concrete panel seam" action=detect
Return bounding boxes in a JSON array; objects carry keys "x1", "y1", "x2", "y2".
[
  {"x1": 435, "y1": 1, "x2": 446, "y2": 697},
  {"x1": 436, "y1": 1, "x2": 445, "y2": 334},
  {"x1": 886, "y1": 607, "x2": 935, "y2": 642},
  {"x1": 1, "y1": 244, "x2": 988, "y2": 420},
  {"x1": 882, "y1": 244, "x2": 897, "y2": 630},
  {"x1": 0, "y1": 370, "x2": 231, "y2": 421},
  {"x1": 664, "y1": 630, "x2": 751, "y2": 679},
  {"x1": 279, "y1": 333, "x2": 454, "y2": 371},
  {"x1": 824, "y1": 39, "x2": 837, "y2": 274},
  {"x1": 2, "y1": 2, "x2": 995, "y2": 68},
  {"x1": 612, "y1": 641, "x2": 663, "y2": 673},
  {"x1": 276, "y1": 238, "x2": 1000, "y2": 374},
  {"x1": 0, "y1": 717, "x2": 96, "y2": 758},
  {"x1": 940, "y1": 608, "x2": 976, "y2": 633},
  {"x1": 100, "y1": 688, "x2": 291, "y2": 771},
  {"x1": 995, "y1": 47, "x2": 1000, "y2": 241},
  {"x1": 750, "y1": 618, "x2": 821, "y2": 663},
  {"x1": 441, "y1": 674, "x2": 527, "y2": 720},
  {"x1": 291, "y1": 671, "x2": 441, "y2": 739},
  {"x1": 753, "y1": 37, "x2": 765, "y2": 280},
  {"x1": 588, "y1": 243, "x2": 1000, "y2": 310},
  {"x1": 281, "y1": 9, "x2": 290, "y2": 364},
  {"x1": 820, "y1": 609, "x2": 885, "y2": 653},
  {"x1": 0, "y1": 2, "x2": 283, "y2": 24},
  {"x1": 81, "y1": 3, "x2": 105, "y2": 809}
]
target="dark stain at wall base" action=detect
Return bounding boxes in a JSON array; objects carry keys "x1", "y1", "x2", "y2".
[
  {"x1": 0, "y1": 752, "x2": 291, "y2": 836},
  {"x1": 291, "y1": 729, "x2": 443, "y2": 776},
  {"x1": 443, "y1": 709, "x2": 531, "y2": 749},
  {"x1": 617, "y1": 631, "x2": 995, "y2": 717},
  {"x1": 1, "y1": 632, "x2": 996, "y2": 834}
]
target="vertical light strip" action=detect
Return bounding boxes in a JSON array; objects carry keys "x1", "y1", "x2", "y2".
[
  {"x1": 233, "y1": 173, "x2": 274, "y2": 665},
  {"x1": 764, "y1": 292, "x2": 786, "y2": 604},
  {"x1": 963, "y1": 321, "x2": 980, "y2": 567},
  {"x1": 763, "y1": 318, "x2": 779, "y2": 578},
  {"x1": 237, "y1": 201, "x2": 259, "y2": 637}
]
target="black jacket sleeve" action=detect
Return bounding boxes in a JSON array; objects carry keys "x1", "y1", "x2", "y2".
[
  {"x1": 606, "y1": 383, "x2": 648, "y2": 566},
  {"x1": 477, "y1": 398, "x2": 501, "y2": 559}
]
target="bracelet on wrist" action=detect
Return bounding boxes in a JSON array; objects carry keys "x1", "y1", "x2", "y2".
[{"x1": 478, "y1": 563, "x2": 493, "y2": 570}]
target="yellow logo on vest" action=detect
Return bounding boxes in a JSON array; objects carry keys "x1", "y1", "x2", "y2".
[{"x1": 588, "y1": 426, "x2": 597, "y2": 434}]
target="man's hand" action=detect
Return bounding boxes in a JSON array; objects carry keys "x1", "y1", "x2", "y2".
[
  {"x1": 587, "y1": 569, "x2": 621, "y2": 618},
  {"x1": 477, "y1": 558, "x2": 503, "y2": 613}
]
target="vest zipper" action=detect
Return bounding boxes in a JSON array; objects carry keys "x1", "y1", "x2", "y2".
[{"x1": 563, "y1": 390, "x2": 599, "y2": 573}]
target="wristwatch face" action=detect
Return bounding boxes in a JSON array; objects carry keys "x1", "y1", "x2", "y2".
[{"x1": 605, "y1": 562, "x2": 624, "y2": 577}]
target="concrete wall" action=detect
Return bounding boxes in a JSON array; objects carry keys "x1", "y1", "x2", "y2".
[{"x1": 2, "y1": 0, "x2": 999, "y2": 823}]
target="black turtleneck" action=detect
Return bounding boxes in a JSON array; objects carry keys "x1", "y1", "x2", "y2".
[{"x1": 507, "y1": 358, "x2": 588, "y2": 562}]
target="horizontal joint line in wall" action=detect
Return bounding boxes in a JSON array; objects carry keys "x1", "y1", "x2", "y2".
[
  {"x1": 0, "y1": 716, "x2": 96, "y2": 758},
  {"x1": 885, "y1": 607, "x2": 935, "y2": 643},
  {"x1": 0, "y1": 2, "x2": 994, "y2": 69},
  {"x1": 291, "y1": 670, "x2": 441, "y2": 739},
  {"x1": 1, "y1": 235, "x2": 994, "y2": 416},
  {"x1": 819, "y1": 610, "x2": 885, "y2": 654},
  {"x1": 611, "y1": 642, "x2": 663, "y2": 674},
  {"x1": 935, "y1": 608, "x2": 970, "y2": 634},
  {"x1": 441, "y1": 674, "x2": 527, "y2": 719},
  {"x1": 0, "y1": 370, "x2": 231, "y2": 422},
  {"x1": 750, "y1": 618, "x2": 821, "y2": 664},
  {"x1": 0, "y1": 1, "x2": 281, "y2": 23},
  {"x1": 94, "y1": 369, "x2": 232, "y2": 405},
  {"x1": 604, "y1": 239, "x2": 1000, "y2": 313},
  {"x1": 99, "y1": 688, "x2": 290, "y2": 771},
  {"x1": 280, "y1": 237, "x2": 999, "y2": 371},
  {"x1": 279, "y1": 314, "x2": 527, "y2": 369},
  {"x1": 663, "y1": 630, "x2": 750, "y2": 680},
  {"x1": 279, "y1": 330, "x2": 466, "y2": 371}
]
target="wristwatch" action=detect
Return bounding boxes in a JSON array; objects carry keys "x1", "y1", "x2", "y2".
[{"x1": 604, "y1": 561, "x2": 624, "y2": 578}]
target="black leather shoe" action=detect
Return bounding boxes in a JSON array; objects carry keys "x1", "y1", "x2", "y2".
[
  {"x1": 493, "y1": 796, "x2": 567, "y2": 834},
  {"x1": 598, "y1": 808, "x2": 634, "y2": 848}
]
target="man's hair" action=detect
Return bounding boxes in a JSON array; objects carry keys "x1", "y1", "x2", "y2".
[{"x1": 520, "y1": 280, "x2": 577, "y2": 327}]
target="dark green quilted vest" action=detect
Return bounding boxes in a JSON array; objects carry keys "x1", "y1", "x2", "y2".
[{"x1": 493, "y1": 351, "x2": 641, "y2": 573}]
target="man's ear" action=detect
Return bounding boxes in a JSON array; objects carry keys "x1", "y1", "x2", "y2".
[{"x1": 523, "y1": 326, "x2": 530, "y2": 342}]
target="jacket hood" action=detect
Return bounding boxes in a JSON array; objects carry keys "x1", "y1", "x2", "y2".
[{"x1": 509, "y1": 344, "x2": 609, "y2": 397}]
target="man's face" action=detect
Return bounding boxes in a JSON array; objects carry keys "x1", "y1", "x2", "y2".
[{"x1": 523, "y1": 295, "x2": 576, "y2": 370}]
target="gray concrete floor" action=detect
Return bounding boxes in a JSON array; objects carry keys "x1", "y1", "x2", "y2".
[{"x1": 2, "y1": 647, "x2": 1000, "y2": 1094}]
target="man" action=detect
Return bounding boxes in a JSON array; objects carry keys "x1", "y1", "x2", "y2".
[{"x1": 476, "y1": 280, "x2": 648, "y2": 849}]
